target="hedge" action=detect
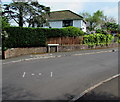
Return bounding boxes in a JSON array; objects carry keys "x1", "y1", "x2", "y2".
[
  {"x1": 45, "y1": 26, "x2": 84, "y2": 37},
  {"x1": 83, "y1": 33, "x2": 114, "y2": 46},
  {"x1": 117, "y1": 34, "x2": 120, "y2": 43},
  {"x1": 3, "y1": 27, "x2": 46, "y2": 48},
  {"x1": 3, "y1": 26, "x2": 84, "y2": 49}
]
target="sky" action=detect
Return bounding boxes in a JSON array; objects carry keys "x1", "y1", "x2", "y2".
[{"x1": 1, "y1": 0, "x2": 119, "y2": 24}]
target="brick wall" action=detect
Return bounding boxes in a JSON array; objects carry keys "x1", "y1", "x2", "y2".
[
  {"x1": 3, "y1": 43, "x2": 118, "y2": 59},
  {"x1": 4, "y1": 47, "x2": 47, "y2": 59}
]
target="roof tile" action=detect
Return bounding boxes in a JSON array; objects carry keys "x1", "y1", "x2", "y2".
[{"x1": 46, "y1": 10, "x2": 83, "y2": 21}]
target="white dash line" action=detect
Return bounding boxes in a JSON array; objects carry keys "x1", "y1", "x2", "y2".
[
  {"x1": 22, "y1": 72, "x2": 26, "y2": 78},
  {"x1": 31, "y1": 73, "x2": 35, "y2": 76},
  {"x1": 39, "y1": 73, "x2": 42, "y2": 75},
  {"x1": 51, "y1": 72, "x2": 53, "y2": 77}
]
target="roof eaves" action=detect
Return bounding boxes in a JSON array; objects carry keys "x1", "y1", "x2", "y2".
[
  {"x1": 48, "y1": 10, "x2": 83, "y2": 20},
  {"x1": 48, "y1": 18, "x2": 83, "y2": 21},
  {"x1": 68, "y1": 10, "x2": 84, "y2": 19}
]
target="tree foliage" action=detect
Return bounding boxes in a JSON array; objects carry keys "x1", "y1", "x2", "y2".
[
  {"x1": 102, "y1": 22, "x2": 118, "y2": 33},
  {"x1": 1, "y1": 16, "x2": 10, "y2": 29},
  {"x1": 80, "y1": 10, "x2": 117, "y2": 32},
  {"x1": 2, "y1": 1, "x2": 50, "y2": 27},
  {"x1": 81, "y1": 10, "x2": 105, "y2": 31}
]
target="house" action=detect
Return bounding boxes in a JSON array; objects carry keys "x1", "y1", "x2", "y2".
[{"x1": 43, "y1": 10, "x2": 86, "y2": 32}]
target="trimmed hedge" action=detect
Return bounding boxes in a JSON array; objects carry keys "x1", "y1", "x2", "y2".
[
  {"x1": 45, "y1": 26, "x2": 84, "y2": 37},
  {"x1": 61, "y1": 26, "x2": 84, "y2": 37},
  {"x1": 3, "y1": 26, "x2": 84, "y2": 48},
  {"x1": 4, "y1": 27, "x2": 46, "y2": 48}
]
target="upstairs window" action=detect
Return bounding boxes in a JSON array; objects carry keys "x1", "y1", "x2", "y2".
[{"x1": 63, "y1": 20, "x2": 73, "y2": 27}]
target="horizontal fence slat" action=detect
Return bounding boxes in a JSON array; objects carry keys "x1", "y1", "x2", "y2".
[{"x1": 47, "y1": 37, "x2": 83, "y2": 45}]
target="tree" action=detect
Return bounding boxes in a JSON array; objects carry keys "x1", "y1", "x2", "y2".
[
  {"x1": 0, "y1": 16, "x2": 10, "y2": 47},
  {"x1": 80, "y1": 10, "x2": 105, "y2": 31},
  {"x1": 80, "y1": 12, "x2": 94, "y2": 31},
  {"x1": 27, "y1": 2, "x2": 50, "y2": 27},
  {"x1": 80, "y1": 10, "x2": 118, "y2": 32},
  {"x1": 102, "y1": 22, "x2": 118, "y2": 34},
  {"x1": 92, "y1": 10, "x2": 105, "y2": 28},
  {"x1": 104, "y1": 17, "x2": 116, "y2": 23},
  {"x1": 2, "y1": 1, "x2": 50, "y2": 27},
  {"x1": 1, "y1": 16, "x2": 10, "y2": 29}
]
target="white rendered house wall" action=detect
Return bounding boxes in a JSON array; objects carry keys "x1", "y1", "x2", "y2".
[
  {"x1": 49, "y1": 21, "x2": 62, "y2": 28},
  {"x1": 73, "y1": 20, "x2": 82, "y2": 28},
  {"x1": 82, "y1": 21, "x2": 86, "y2": 32},
  {"x1": 43, "y1": 20, "x2": 86, "y2": 32}
]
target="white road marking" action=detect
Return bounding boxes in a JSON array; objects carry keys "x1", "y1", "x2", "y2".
[
  {"x1": 39, "y1": 73, "x2": 42, "y2": 75},
  {"x1": 51, "y1": 72, "x2": 53, "y2": 77},
  {"x1": 57, "y1": 55, "x2": 62, "y2": 57},
  {"x1": 22, "y1": 72, "x2": 26, "y2": 78},
  {"x1": 31, "y1": 73, "x2": 35, "y2": 76}
]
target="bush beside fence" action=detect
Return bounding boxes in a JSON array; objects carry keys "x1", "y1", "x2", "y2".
[
  {"x1": 3, "y1": 26, "x2": 119, "y2": 51},
  {"x1": 83, "y1": 33, "x2": 114, "y2": 47},
  {"x1": 3, "y1": 26, "x2": 84, "y2": 49}
]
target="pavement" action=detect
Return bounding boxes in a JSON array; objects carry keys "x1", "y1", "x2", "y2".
[
  {"x1": 2, "y1": 47, "x2": 118, "y2": 64},
  {"x1": 75, "y1": 76, "x2": 120, "y2": 102},
  {"x1": 2, "y1": 47, "x2": 119, "y2": 101}
]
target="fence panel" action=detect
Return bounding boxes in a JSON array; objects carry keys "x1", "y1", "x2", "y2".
[{"x1": 47, "y1": 37, "x2": 83, "y2": 45}]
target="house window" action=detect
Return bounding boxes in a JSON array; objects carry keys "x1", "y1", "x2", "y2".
[{"x1": 63, "y1": 20, "x2": 73, "y2": 27}]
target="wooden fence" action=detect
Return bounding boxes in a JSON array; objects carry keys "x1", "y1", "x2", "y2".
[{"x1": 47, "y1": 37, "x2": 83, "y2": 45}]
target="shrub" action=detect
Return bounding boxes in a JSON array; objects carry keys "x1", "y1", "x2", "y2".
[
  {"x1": 96, "y1": 29, "x2": 108, "y2": 35},
  {"x1": 3, "y1": 26, "x2": 84, "y2": 48},
  {"x1": 83, "y1": 33, "x2": 114, "y2": 46},
  {"x1": 4, "y1": 27, "x2": 47, "y2": 48},
  {"x1": 62, "y1": 26, "x2": 84, "y2": 37},
  {"x1": 84, "y1": 34, "x2": 95, "y2": 46},
  {"x1": 45, "y1": 28, "x2": 65, "y2": 38},
  {"x1": 46, "y1": 26, "x2": 84, "y2": 37},
  {"x1": 117, "y1": 34, "x2": 120, "y2": 43},
  {"x1": 106, "y1": 34, "x2": 114, "y2": 44}
]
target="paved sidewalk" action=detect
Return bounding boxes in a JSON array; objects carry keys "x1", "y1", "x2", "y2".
[
  {"x1": 75, "y1": 76, "x2": 120, "y2": 102},
  {"x1": 2, "y1": 47, "x2": 118, "y2": 64}
]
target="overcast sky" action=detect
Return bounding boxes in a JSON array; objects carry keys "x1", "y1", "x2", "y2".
[{"x1": 2, "y1": 0, "x2": 119, "y2": 23}]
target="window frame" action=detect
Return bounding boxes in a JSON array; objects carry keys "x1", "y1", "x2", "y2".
[{"x1": 62, "y1": 20, "x2": 73, "y2": 27}]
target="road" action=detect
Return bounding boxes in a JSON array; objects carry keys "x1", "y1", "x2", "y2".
[{"x1": 2, "y1": 48, "x2": 118, "y2": 101}]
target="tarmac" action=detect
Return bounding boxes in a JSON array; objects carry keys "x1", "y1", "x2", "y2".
[
  {"x1": 1, "y1": 47, "x2": 120, "y2": 102},
  {"x1": 75, "y1": 76, "x2": 120, "y2": 102}
]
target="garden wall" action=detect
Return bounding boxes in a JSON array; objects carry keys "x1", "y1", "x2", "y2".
[
  {"x1": 3, "y1": 43, "x2": 118, "y2": 59},
  {"x1": 4, "y1": 47, "x2": 47, "y2": 59}
]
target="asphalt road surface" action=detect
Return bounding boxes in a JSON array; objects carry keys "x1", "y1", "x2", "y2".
[
  {"x1": 2, "y1": 48, "x2": 119, "y2": 101},
  {"x1": 76, "y1": 76, "x2": 119, "y2": 102}
]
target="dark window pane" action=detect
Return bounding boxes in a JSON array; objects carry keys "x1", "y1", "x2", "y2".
[{"x1": 63, "y1": 20, "x2": 73, "y2": 27}]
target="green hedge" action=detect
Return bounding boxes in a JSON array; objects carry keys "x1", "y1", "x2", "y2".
[
  {"x1": 117, "y1": 34, "x2": 120, "y2": 43},
  {"x1": 3, "y1": 27, "x2": 46, "y2": 48},
  {"x1": 83, "y1": 33, "x2": 114, "y2": 46},
  {"x1": 45, "y1": 26, "x2": 84, "y2": 37},
  {"x1": 3, "y1": 26, "x2": 84, "y2": 48},
  {"x1": 61, "y1": 26, "x2": 84, "y2": 37}
]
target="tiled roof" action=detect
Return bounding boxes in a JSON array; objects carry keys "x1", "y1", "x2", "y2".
[{"x1": 46, "y1": 10, "x2": 83, "y2": 21}]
